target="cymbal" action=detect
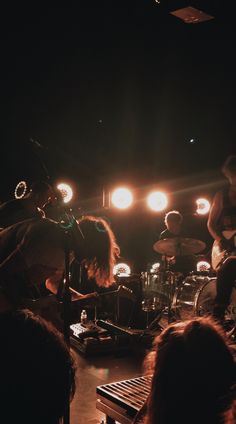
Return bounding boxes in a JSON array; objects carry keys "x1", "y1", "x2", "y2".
[{"x1": 153, "y1": 237, "x2": 206, "y2": 256}]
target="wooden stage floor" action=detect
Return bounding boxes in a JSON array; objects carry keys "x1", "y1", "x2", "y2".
[{"x1": 70, "y1": 345, "x2": 146, "y2": 424}]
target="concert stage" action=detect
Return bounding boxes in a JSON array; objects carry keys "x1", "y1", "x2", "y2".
[
  {"x1": 70, "y1": 337, "x2": 236, "y2": 424},
  {"x1": 70, "y1": 344, "x2": 146, "y2": 424}
]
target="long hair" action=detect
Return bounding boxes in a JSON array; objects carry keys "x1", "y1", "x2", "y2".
[
  {"x1": 76, "y1": 215, "x2": 120, "y2": 287},
  {"x1": 0, "y1": 309, "x2": 76, "y2": 424},
  {"x1": 143, "y1": 317, "x2": 236, "y2": 424}
]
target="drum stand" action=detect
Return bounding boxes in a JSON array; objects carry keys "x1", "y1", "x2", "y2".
[{"x1": 147, "y1": 260, "x2": 179, "y2": 331}]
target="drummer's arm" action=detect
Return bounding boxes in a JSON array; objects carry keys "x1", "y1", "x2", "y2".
[{"x1": 207, "y1": 191, "x2": 223, "y2": 242}]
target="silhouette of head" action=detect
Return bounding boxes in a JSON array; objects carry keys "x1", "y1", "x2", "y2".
[
  {"x1": 145, "y1": 317, "x2": 235, "y2": 424},
  {"x1": 0, "y1": 309, "x2": 76, "y2": 424},
  {"x1": 29, "y1": 181, "x2": 54, "y2": 208},
  {"x1": 164, "y1": 210, "x2": 183, "y2": 234}
]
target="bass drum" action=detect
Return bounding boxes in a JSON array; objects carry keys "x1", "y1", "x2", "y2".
[{"x1": 173, "y1": 276, "x2": 236, "y2": 322}]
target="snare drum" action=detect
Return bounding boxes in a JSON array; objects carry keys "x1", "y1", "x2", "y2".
[{"x1": 173, "y1": 276, "x2": 236, "y2": 322}]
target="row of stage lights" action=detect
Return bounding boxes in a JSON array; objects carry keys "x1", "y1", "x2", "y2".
[
  {"x1": 109, "y1": 187, "x2": 211, "y2": 215},
  {"x1": 15, "y1": 181, "x2": 74, "y2": 204},
  {"x1": 15, "y1": 181, "x2": 212, "y2": 274},
  {"x1": 15, "y1": 181, "x2": 211, "y2": 215},
  {"x1": 113, "y1": 260, "x2": 211, "y2": 277}
]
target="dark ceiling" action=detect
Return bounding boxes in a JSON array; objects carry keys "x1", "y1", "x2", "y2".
[{"x1": 1, "y1": 1, "x2": 234, "y2": 268}]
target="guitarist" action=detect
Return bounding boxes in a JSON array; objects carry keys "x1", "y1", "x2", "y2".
[
  {"x1": 0, "y1": 216, "x2": 120, "y2": 323},
  {"x1": 207, "y1": 155, "x2": 236, "y2": 322}
]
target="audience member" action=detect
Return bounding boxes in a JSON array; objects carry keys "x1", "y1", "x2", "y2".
[
  {"x1": 134, "y1": 317, "x2": 236, "y2": 424},
  {"x1": 0, "y1": 308, "x2": 76, "y2": 424}
]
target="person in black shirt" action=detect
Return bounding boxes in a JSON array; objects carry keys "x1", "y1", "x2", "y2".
[
  {"x1": 159, "y1": 210, "x2": 195, "y2": 275},
  {"x1": 0, "y1": 216, "x2": 120, "y2": 320},
  {"x1": 208, "y1": 155, "x2": 236, "y2": 322}
]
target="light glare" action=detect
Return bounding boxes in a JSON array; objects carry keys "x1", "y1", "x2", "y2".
[
  {"x1": 196, "y1": 260, "x2": 211, "y2": 272},
  {"x1": 113, "y1": 262, "x2": 131, "y2": 277},
  {"x1": 150, "y1": 262, "x2": 161, "y2": 273},
  {"x1": 15, "y1": 181, "x2": 27, "y2": 199},
  {"x1": 57, "y1": 183, "x2": 73, "y2": 204},
  {"x1": 147, "y1": 191, "x2": 168, "y2": 212},
  {"x1": 111, "y1": 187, "x2": 133, "y2": 209},
  {"x1": 196, "y1": 198, "x2": 211, "y2": 215}
]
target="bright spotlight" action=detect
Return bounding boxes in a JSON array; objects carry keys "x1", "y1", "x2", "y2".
[
  {"x1": 57, "y1": 183, "x2": 73, "y2": 204},
  {"x1": 111, "y1": 187, "x2": 133, "y2": 209},
  {"x1": 113, "y1": 262, "x2": 131, "y2": 277},
  {"x1": 196, "y1": 260, "x2": 211, "y2": 272},
  {"x1": 196, "y1": 198, "x2": 211, "y2": 215},
  {"x1": 14, "y1": 181, "x2": 27, "y2": 199},
  {"x1": 150, "y1": 262, "x2": 161, "y2": 273},
  {"x1": 147, "y1": 191, "x2": 168, "y2": 212}
]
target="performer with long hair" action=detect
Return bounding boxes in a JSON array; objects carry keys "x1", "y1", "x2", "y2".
[{"x1": 0, "y1": 215, "x2": 120, "y2": 315}]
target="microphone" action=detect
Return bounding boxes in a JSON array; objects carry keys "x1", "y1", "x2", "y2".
[{"x1": 118, "y1": 285, "x2": 136, "y2": 302}]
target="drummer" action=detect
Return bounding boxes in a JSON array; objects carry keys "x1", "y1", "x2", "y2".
[{"x1": 159, "y1": 210, "x2": 196, "y2": 275}]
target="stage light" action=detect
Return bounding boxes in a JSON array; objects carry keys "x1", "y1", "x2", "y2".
[
  {"x1": 113, "y1": 262, "x2": 131, "y2": 277},
  {"x1": 150, "y1": 262, "x2": 161, "y2": 273},
  {"x1": 57, "y1": 183, "x2": 73, "y2": 204},
  {"x1": 111, "y1": 187, "x2": 133, "y2": 209},
  {"x1": 14, "y1": 181, "x2": 27, "y2": 199},
  {"x1": 147, "y1": 191, "x2": 168, "y2": 212},
  {"x1": 196, "y1": 260, "x2": 211, "y2": 272},
  {"x1": 196, "y1": 198, "x2": 211, "y2": 215}
]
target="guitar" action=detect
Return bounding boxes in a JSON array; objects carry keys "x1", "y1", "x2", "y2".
[
  {"x1": 0, "y1": 285, "x2": 135, "y2": 329},
  {"x1": 211, "y1": 230, "x2": 236, "y2": 270}
]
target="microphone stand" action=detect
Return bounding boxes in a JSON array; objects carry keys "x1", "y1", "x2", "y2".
[
  {"x1": 60, "y1": 215, "x2": 73, "y2": 424},
  {"x1": 63, "y1": 228, "x2": 72, "y2": 346}
]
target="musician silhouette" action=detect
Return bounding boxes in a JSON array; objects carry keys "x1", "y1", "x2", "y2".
[
  {"x1": 208, "y1": 154, "x2": 236, "y2": 322},
  {"x1": 159, "y1": 210, "x2": 195, "y2": 275},
  {"x1": 0, "y1": 215, "x2": 120, "y2": 321},
  {"x1": 0, "y1": 181, "x2": 54, "y2": 229}
]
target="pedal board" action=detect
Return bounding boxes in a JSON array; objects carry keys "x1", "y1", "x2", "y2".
[{"x1": 70, "y1": 320, "x2": 134, "y2": 356}]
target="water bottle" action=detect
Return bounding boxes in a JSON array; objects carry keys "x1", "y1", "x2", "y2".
[{"x1": 80, "y1": 309, "x2": 87, "y2": 325}]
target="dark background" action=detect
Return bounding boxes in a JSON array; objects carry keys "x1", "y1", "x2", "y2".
[{"x1": 0, "y1": 0, "x2": 235, "y2": 271}]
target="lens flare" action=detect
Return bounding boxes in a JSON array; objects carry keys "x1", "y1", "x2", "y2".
[
  {"x1": 111, "y1": 187, "x2": 133, "y2": 209},
  {"x1": 57, "y1": 183, "x2": 73, "y2": 203},
  {"x1": 113, "y1": 262, "x2": 131, "y2": 277},
  {"x1": 196, "y1": 198, "x2": 210, "y2": 215},
  {"x1": 150, "y1": 262, "x2": 161, "y2": 273},
  {"x1": 147, "y1": 191, "x2": 168, "y2": 212},
  {"x1": 14, "y1": 181, "x2": 27, "y2": 199},
  {"x1": 196, "y1": 261, "x2": 211, "y2": 272}
]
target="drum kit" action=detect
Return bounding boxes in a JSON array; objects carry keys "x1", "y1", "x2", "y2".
[{"x1": 140, "y1": 237, "x2": 236, "y2": 331}]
